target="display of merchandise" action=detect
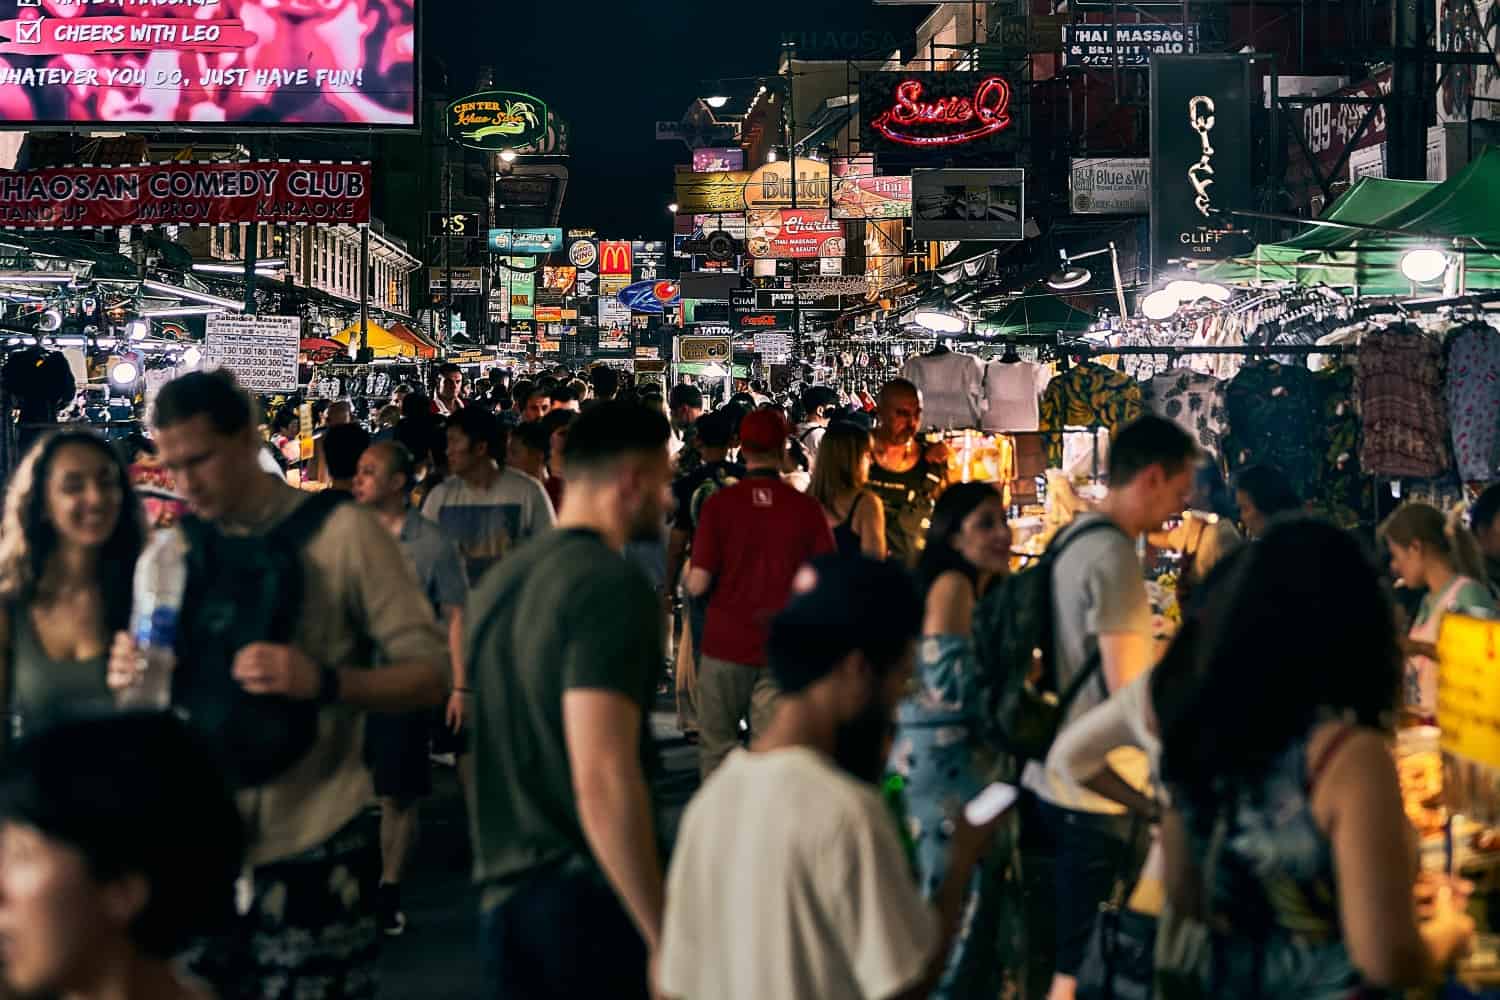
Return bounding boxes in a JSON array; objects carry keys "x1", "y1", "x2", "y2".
[{"x1": 901, "y1": 346, "x2": 984, "y2": 430}]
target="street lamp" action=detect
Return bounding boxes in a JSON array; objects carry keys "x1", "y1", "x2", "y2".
[{"x1": 1047, "y1": 244, "x2": 1129, "y2": 321}]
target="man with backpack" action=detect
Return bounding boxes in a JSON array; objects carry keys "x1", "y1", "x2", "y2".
[
  {"x1": 1001, "y1": 415, "x2": 1197, "y2": 1000},
  {"x1": 794, "y1": 385, "x2": 839, "y2": 472},
  {"x1": 111, "y1": 369, "x2": 449, "y2": 1000}
]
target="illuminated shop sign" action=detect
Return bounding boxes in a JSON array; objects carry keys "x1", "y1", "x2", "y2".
[{"x1": 861, "y1": 72, "x2": 1014, "y2": 149}]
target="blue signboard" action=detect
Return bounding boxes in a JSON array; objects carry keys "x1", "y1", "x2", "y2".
[
  {"x1": 488, "y1": 228, "x2": 564, "y2": 253},
  {"x1": 618, "y1": 279, "x2": 681, "y2": 315}
]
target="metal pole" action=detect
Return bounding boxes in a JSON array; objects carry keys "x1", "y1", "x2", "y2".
[
  {"x1": 444, "y1": 142, "x2": 454, "y2": 348},
  {"x1": 359, "y1": 223, "x2": 370, "y2": 356},
  {"x1": 1108, "y1": 243, "x2": 1129, "y2": 320},
  {"x1": 243, "y1": 223, "x2": 258, "y2": 315},
  {"x1": 785, "y1": 42, "x2": 802, "y2": 358}
]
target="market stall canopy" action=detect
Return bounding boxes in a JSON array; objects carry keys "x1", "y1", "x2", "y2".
[
  {"x1": 977, "y1": 294, "x2": 1096, "y2": 336},
  {"x1": 300, "y1": 338, "x2": 347, "y2": 363},
  {"x1": 332, "y1": 320, "x2": 434, "y2": 359},
  {"x1": 387, "y1": 322, "x2": 439, "y2": 358},
  {"x1": 1200, "y1": 146, "x2": 1500, "y2": 292}
]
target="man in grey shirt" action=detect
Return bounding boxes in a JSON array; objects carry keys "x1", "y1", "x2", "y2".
[
  {"x1": 1024, "y1": 415, "x2": 1198, "y2": 1000},
  {"x1": 356, "y1": 440, "x2": 469, "y2": 937}
]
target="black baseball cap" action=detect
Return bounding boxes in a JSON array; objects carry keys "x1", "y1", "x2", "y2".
[{"x1": 767, "y1": 555, "x2": 921, "y2": 693}]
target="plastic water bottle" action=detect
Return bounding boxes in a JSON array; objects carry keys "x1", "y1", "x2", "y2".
[{"x1": 119, "y1": 530, "x2": 187, "y2": 710}]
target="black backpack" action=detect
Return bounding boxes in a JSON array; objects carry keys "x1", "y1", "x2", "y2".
[
  {"x1": 972, "y1": 518, "x2": 1126, "y2": 762},
  {"x1": 172, "y1": 492, "x2": 346, "y2": 789}
]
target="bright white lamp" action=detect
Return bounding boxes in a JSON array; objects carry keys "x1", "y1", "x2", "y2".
[
  {"x1": 182, "y1": 346, "x2": 203, "y2": 367},
  {"x1": 109, "y1": 361, "x2": 138, "y2": 386},
  {"x1": 499, "y1": 149, "x2": 518, "y2": 163},
  {"x1": 125, "y1": 318, "x2": 149, "y2": 341},
  {"x1": 1141, "y1": 289, "x2": 1180, "y2": 320},
  {"x1": 705, "y1": 96, "x2": 730, "y2": 109},
  {"x1": 1400, "y1": 248, "x2": 1449, "y2": 284}
]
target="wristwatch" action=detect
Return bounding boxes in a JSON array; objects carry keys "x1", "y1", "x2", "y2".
[{"x1": 316, "y1": 666, "x2": 341, "y2": 707}]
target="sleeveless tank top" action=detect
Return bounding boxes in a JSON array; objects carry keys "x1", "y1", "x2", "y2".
[
  {"x1": 832, "y1": 493, "x2": 865, "y2": 558},
  {"x1": 8, "y1": 606, "x2": 111, "y2": 741}
]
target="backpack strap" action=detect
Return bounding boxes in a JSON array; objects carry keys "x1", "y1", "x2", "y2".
[
  {"x1": 272, "y1": 491, "x2": 348, "y2": 549},
  {"x1": 1045, "y1": 517, "x2": 1132, "y2": 712}
]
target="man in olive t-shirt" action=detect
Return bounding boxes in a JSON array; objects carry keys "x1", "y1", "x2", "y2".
[{"x1": 467, "y1": 400, "x2": 673, "y2": 1000}]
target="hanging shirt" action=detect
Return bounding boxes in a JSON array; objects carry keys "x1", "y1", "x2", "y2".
[
  {"x1": 980, "y1": 359, "x2": 1050, "y2": 432},
  {"x1": 1143, "y1": 367, "x2": 1226, "y2": 457},
  {"x1": 901, "y1": 350, "x2": 985, "y2": 430},
  {"x1": 1313, "y1": 365, "x2": 1374, "y2": 529},
  {"x1": 1357, "y1": 325, "x2": 1451, "y2": 479},
  {"x1": 1445, "y1": 323, "x2": 1500, "y2": 484},
  {"x1": 1222, "y1": 360, "x2": 1324, "y2": 501},
  {"x1": 1038, "y1": 362, "x2": 1144, "y2": 468}
]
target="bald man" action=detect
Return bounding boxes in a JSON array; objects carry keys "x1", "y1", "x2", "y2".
[
  {"x1": 353, "y1": 441, "x2": 469, "y2": 937},
  {"x1": 866, "y1": 379, "x2": 952, "y2": 566}
]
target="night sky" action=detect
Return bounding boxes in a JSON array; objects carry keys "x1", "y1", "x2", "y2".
[{"x1": 425, "y1": 0, "x2": 922, "y2": 238}]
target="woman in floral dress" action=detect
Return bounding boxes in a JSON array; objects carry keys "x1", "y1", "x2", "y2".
[{"x1": 888, "y1": 482, "x2": 1027, "y2": 1000}]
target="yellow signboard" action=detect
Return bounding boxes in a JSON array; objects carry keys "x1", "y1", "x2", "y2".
[{"x1": 1438, "y1": 614, "x2": 1500, "y2": 769}]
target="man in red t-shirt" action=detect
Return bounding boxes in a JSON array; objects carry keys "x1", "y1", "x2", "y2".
[{"x1": 686, "y1": 409, "x2": 835, "y2": 778}]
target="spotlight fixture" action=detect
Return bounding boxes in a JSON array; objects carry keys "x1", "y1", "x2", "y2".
[
  {"x1": 499, "y1": 149, "x2": 518, "y2": 163},
  {"x1": 109, "y1": 359, "x2": 139, "y2": 386},
  {"x1": 124, "y1": 318, "x2": 150, "y2": 341},
  {"x1": 705, "y1": 95, "x2": 729, "y2": 109}
]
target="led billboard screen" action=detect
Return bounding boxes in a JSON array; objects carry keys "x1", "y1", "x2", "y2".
[{"x1": 0, "y1": 0, "x2": 417, "y2": 128}]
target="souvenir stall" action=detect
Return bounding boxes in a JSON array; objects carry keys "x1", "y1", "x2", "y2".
[{"x1": 1395, "y1": 613, "x2": 1500, "y2": 994}]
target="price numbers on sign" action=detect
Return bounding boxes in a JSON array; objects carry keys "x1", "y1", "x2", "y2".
[{"x1": 427, "y1": 212, "x2": 482, "y2": 239}]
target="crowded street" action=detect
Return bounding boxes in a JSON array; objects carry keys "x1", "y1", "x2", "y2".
[{"x1": 2, "y1": 0, "x2": 1500, "y2": 999}]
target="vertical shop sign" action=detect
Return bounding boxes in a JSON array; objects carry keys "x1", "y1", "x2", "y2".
[{"x1": 1150, "y1": 55, "x2": 1256, "y2": 267}]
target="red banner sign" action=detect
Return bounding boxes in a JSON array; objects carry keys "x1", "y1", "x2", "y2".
[
  {"x1": 746, "y1": 209, "x2": 845, "y2": 259},
  {"x1": 0, "y1": 161, "x2": 371, "y2": 229}
]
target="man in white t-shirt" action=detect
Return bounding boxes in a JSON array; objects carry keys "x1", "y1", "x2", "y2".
[
  {"x1": 659, "y1": 555, "x2": 1003, "y2": 1000},
  {"x1": 1024, "y1": 414, "x2": 1197, "y2": 1000}
]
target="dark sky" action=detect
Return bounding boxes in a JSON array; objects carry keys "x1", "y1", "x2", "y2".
[{"x1": 424, "y1": 1, "x2": 922, "y2": 237}]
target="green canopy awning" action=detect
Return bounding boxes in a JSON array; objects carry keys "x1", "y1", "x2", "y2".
[
  {"x1": 1198, "y1": 146, "x2": 1500, "y2": 293},
  {"x1": 977, "y1": 295, "x2": 1097, "y2": 336}
]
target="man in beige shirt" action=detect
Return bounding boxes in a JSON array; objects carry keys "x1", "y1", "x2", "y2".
[{"x1": 111, "y1": 369, "x2": 448, "y2": 1000}]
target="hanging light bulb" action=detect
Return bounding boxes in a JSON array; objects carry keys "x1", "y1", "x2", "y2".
[
  {"x1": 1400, "y1": 248, "x2": 1449, "y2": 284},
  {"x1": 181, "y1": 346, "x2": 203, "y2": 367},
  {"x1": 124, "y1": 318, "x2": 149, "y2": 341}
]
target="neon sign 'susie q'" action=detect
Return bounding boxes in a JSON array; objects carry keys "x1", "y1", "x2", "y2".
[{"x1": 869, "y1": 76, "x2": 1013, "y2": 147}]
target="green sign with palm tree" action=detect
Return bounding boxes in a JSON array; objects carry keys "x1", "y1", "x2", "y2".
[{"x1": 446, "y1": 91, "x2": 549, "y2": 151}]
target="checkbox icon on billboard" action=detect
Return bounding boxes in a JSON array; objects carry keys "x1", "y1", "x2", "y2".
[{"x1": 15, "y1": 19, "x2": 42, "y2": 44}]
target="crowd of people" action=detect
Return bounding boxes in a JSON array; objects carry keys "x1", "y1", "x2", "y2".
[{"x1": 0, "y1": 356, "x2": 1494, "y2": 1000}]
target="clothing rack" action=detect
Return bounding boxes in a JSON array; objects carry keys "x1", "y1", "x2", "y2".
[{"x1": 1063, "y1": 343, "x2": 1360, "y2": 357}]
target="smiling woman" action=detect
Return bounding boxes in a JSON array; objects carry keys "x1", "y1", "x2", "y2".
[{"x1": 0, "y1": 431, "x2": 145, "y2": 742}]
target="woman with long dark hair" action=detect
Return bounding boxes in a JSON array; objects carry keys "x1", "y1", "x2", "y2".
[
  {"x1": 1159, "y1": 517, "x2": 1473, "y2": 997},
  {"x1": 888, "y1": 482, "x2": 1021, "y2": 999},
  {"x1": 0, "y1": 430, "x2": 145, "y2": 741}
]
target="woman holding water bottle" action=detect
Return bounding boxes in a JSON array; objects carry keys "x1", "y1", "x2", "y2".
[{"x1": 0, "y1": 431, "x2": 145, "y2": 743}]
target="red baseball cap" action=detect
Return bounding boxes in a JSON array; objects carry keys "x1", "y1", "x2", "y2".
[{"x1": 738, "y1": 408, "x2": 789, "y2": 453}]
